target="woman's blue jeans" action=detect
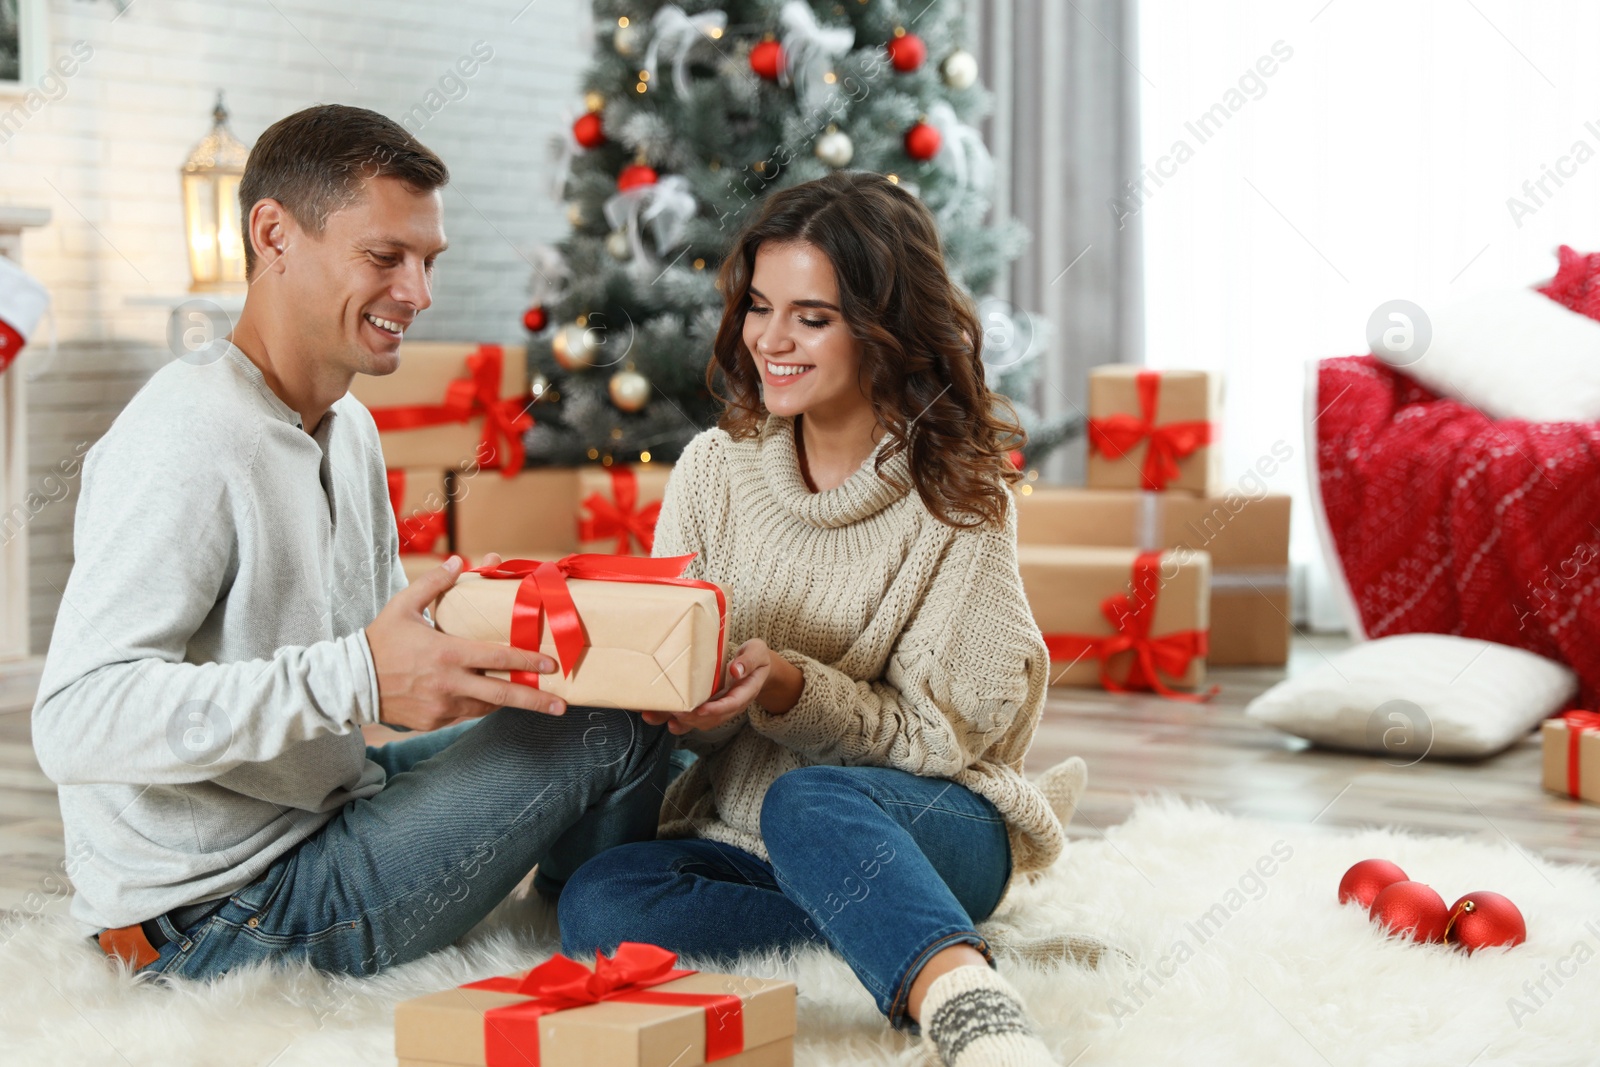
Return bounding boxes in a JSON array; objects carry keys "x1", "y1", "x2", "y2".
[
  {"x1": 132, "y1": 706, "x2": 672, "y2": 981},
  {"x1": 558, "y1": 764, "x2": 1012, "y2": 1029}
]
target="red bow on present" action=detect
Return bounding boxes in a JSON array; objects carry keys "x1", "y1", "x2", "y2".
[
  {"x1": 1558, "y1": 710, "x2": 1600, "y2": 798},
  {"x1": 385, "y1": 471, "x2": 449, "y2": 555},
  {"x1": 467, "y1": 553, "x2": 727, "y2": 683},
  {"x1": 1042, "y1": 551, "x2": 1216, "y2": 702},
  {"x1": 368, "y1": 344, "x2": 533, "y2": 478},
  {"x1": 465, "y1": 942, "x2": 745, "y2": 1067},
  {"x1": 1088, "y1": 370, "x2": 1213, "y2": 491},
  {"x1": 578, "y1": 466, "x2": 662, "y2": 555}
]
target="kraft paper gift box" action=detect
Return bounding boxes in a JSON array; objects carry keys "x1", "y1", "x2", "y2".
[
  {"x1": 577, "y1": 463, "x2": 674, "y2": 555},
  {"x1": 1014, "y1": 487, "x2": 1291, "y2": 665},
  {"x1": 1086, "y1": 366, "x2": 1222, "y2": 497},
  {"x1": 1018, "y1": 544, "x2": 1212, "y2": 696},
  {"x1": 348, "y1": 342, "x2": 531, "y2": 473},
  {"x1": 429, "y1": 555, "x2": 726, "y2": 713},
  {"x1": 452, "y1": 468, "x2": 583, "y2": 559},
  {"x1": 1541, "y1": 712, "x2": 1600, "y2": 803},
  {"x1": 394, "y1": 943, "x2": 797, "y2": 1067}
]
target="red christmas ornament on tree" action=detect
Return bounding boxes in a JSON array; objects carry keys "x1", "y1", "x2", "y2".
[
  {"x1": 886, "y1": 31, "x2": 927, "y2": 72},
  {"x1": 905, "y1": 120, "x2": 942, "y2": 162},
  {"x1": 573, "y1": 111, "x2": 605, "y2": 149},
  {"x1": 1338, "y1": 859, "x2": 1409, "y2": 910},
  {"x1": 1369, "y1": 881, "x2": 1450, "y2": 943},
  {"x1": 616, "y1": 163, "x2": 659, "y2": 192},
  {"x1": 522, "y1": 305, "x2": 548, "y2": 333},
  {"x1": 1445, "y1": 892, "x2": 1527, "y2": 953},
  {"x1": 750, "y1": 39, "x2": 785, "y2": 81}
]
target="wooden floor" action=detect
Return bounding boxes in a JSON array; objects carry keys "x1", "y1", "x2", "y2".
[{"x1": 3, "y1": 634, "x2": 1598, "y2": 926}]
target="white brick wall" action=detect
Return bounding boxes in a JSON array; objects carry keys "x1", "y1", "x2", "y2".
[{"x1": 1, "y1": 0, "x2": 592, "y2": 653}]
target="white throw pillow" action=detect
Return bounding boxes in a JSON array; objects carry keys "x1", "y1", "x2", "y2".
[
  {"x1": 1371, "y1": 287, "x2": 1600, "y2": 422},
  {"x1": 1247, "y1": 634, "x2": 1577, "y2": 760}
]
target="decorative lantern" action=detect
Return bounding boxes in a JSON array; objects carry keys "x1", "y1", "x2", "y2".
[{"x1": 181, "y1": 92, "x2": 250, "y2": 291}]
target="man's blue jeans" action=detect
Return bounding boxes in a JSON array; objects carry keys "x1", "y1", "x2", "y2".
[
  {"x1": 133, "y1": 705, "x2": 672, "y2": 981},
  {"x1": 557, "y1": 765, "x2": 1012, "y2": 1028}
]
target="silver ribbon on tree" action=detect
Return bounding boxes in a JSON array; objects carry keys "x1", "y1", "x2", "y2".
[
  {"x1": 927, "y1": 101, "x2": 995, "y2": 218},
  {"x1": 604, "y1": 175, "x2": 698, "y2": 275},
  {"x1": 779, "y1": 0, "x2": 855, "y2": 113},
  {"x1": 549, "y1": 107, "x2": 583, "y2": 202},
  {"x1": 527, "y1": 243, "x2": 570, "y2": 306},
  {"x1": 644, "y1": 5, "x2": 729, "y2": 100}
]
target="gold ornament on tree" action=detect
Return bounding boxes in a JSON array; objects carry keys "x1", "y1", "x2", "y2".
[
  {"x1": 552, "y1": 322, "x2": 600, "y2": 370},
  {"x1": 605, "y1": 229, "x2": 633, "y2": 260},
  {"x1": 613, "y1": 16, "x2": 642, "y2": 57},
  {"x1": 941, "y1": 49, "x2": 978, "y2": 90},
  {"x1": 608, "y1": 367, "x2": 651, "y2": 412},
  {"x1": 815, "y1": 125, "x2": 854, "y2": 168}
]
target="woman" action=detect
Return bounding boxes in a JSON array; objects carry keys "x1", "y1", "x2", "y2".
[{"x1": 559, "y1": 171, "x2": 1073, "y2": 1067}]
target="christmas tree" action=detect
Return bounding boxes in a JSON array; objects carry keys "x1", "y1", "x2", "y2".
[{"x1": 521, "y1": 0, "x2": 1080, "y2": 468}]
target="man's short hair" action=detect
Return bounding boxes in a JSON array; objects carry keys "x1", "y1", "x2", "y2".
[{"x1": 238, "y1": 103, "x2": 449, "y2": 276}]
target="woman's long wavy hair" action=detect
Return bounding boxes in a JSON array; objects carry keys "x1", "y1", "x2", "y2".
[{"x1": 710, "y1": 171, "x2": 1024, "y2": 529}]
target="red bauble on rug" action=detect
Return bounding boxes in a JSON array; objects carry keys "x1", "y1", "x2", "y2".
[
  {"x1": 1338, "y1": 858, "x2": 1409, "y2": 910},
  {"x1": 1369, "y1": 881, "x2": 1450, "y2": 943},
  {"x1": 1445, "y1": 892, "x2": 1527, "y2": 952}
]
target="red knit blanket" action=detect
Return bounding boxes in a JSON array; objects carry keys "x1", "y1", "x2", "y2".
[{"x1": 1315, "y1": 355, "x2": 1600, "y2": 702}]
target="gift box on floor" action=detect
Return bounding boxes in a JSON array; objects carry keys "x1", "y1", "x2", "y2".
[
  {"x1": 577, "y1": 464, "x2": 673, "y2": 555},
  {"x1": 349, "y1": 342, "x2": 531, "y2": 474},
  {"x1": 1541, "y1": 711, "x2": 1600, "y2": 803},
  {"x1": 453, "y1": 468, "x2": 583, "y2": 559},
  {"x1": 1014, "y1": 487, "x2": 1291, "y2": 665},
  {"x1": 429, "y1": 554, "x2": 726, "y2": 713},
  {"x1": 1018, "y1": 545, "x2": 1213, "y2": 697},
  {"x1": 1086, "y1": 366, "x2": 1222, "y2": 497},
  {"x1": 394, "y1": 943, "x2": 796, "y2": 1067}
]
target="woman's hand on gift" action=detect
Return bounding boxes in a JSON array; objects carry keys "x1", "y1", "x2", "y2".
[
  {"x1": 639, "y1": 639, "x2": 804, "y2": 735},
  {"x1": 367, "y1": 553, "x2": 566, "y2": 731}
]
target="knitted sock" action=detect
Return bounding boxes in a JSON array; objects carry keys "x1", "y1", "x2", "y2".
[
  {"x1": 920, "y1": 965, "x2": 1056, "y2": 1067},
  {"x1": 1035, "y1": 756, "x2": 1088, "y2": 827}
]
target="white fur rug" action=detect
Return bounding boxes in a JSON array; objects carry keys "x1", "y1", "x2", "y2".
[{"x1": 3, "y1": 799, "x2": 1598, "y2": 1067}]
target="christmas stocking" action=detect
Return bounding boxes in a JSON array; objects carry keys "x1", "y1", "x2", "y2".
[{"x1": 0, "y1": 256, "x2": 49, "y2": 377}]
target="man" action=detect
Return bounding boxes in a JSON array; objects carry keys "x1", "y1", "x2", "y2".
[{"x1": 30, "y1": 103, "x2": 671, "y2": 980}]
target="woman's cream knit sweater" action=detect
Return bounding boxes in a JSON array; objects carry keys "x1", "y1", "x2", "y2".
[{"x1": 652, "y1": 416, "x2": 1064, "y2": 875}]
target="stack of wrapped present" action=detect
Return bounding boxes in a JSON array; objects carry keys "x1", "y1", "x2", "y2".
[
  {"x1": 395, "y1": 942, "x2": 797, "y2": 1066},
  {"x1": 345, "y1": 342, "x2": 673, "y2": 582},
  {"x1": 1015, "y1": 364, "x2": 1293, "y2": 699}
]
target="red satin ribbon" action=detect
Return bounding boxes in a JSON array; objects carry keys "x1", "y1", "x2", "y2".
[
  {"x1": 465, "y1": 942, "x2": 744, "y2": 1067},
  {"x1": 1041, "y1": 550, "x2": 1216, "y2": 702},
  {"x1": 367, "y1": 344, "x2": 533, "y2": 478},
  {"x1": 578, "y1": 466, "x2": 662, "y2": 555},
  {"x1": 0, "y1": 319, "x2": 22, "y2": 376},
  {"x1": 466, "y1": 553, "x2": 728, "y2": 685},
  {"x1": 1088, "y1": 370, "x2": 1213, "y2": 491},
  {"x1": 1559, "y1": 710, "x2": 1600, "y2": 798},
  {"x1": 385, "y1": 470, "x2": 449, "y2": 555}
]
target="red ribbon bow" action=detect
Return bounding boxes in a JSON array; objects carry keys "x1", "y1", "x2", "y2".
[
  {"x1": 1042, "y1": 550, "x2": 1216, "y2": 702},
  {"x1": 385, "y1": 470, "x2": 449, "y2": 555},
  {"x1": 1558, "y1": 710, "x2": 1600, "y2": 799},
  {"x1": 0, "y1": 319, "x2": 23, "y2": 376},
  {"x1": 368, "y1": 344, "x2": 533, "y2": 478},
  {"x1": 1088, "y1": 370, "x2": 1213, "y2": 491},
  {"x1": 467, "y1": 553, "x2": 727, "y2": 683},
  {"x1": 465, "y1": 942, "x2": 745, "y2": 1067},
  {"x1": 578, "y1": 466, "x2": 662, "y2": 555}
]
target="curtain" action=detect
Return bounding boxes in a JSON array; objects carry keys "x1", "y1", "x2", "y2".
[{"x1": 969, "y1": 0, "x2": 1145, "y2": 483}]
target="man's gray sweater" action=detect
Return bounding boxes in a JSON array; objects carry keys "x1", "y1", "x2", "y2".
[{"x1": 32, "y1": 343, "x2": 407, "y2": 936}]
